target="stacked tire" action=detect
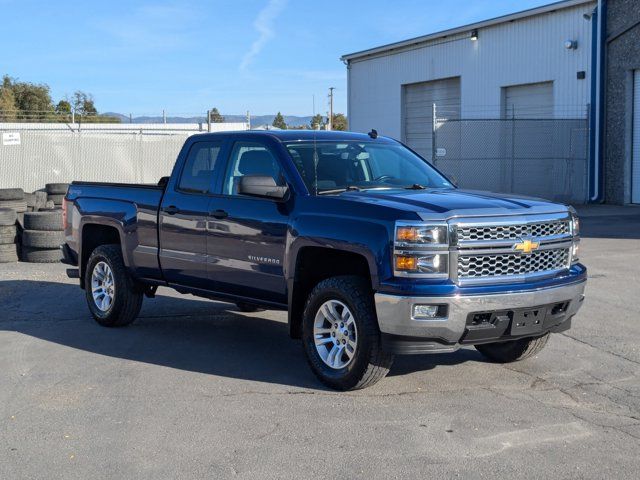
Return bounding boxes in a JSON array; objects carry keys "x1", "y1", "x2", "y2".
[
  {"x1": 0, "y1": 208, "x2": 19, "y2": 263},
  {"x1": 0, "y1": 188, "x2": 27, "y2": 215},
  {"x1": 45, "y1": 183, "x2": 69, "y2": 207},
  {"x1": 21, "y1": 210, "x2": 64, "y2": 263}
]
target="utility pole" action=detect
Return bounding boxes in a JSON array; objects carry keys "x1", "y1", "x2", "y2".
[
  {"x1": 207, "y1": 110, "x2": 211, "y2": 132},
  {"x1": 129, "y1": 113, "x2": 132, "y2": 124},
  {"x1": 246, "y1": 110, "x2": 251, "y2": 130},
  {"x1": 162, "y1": 109, "x2": 166, "y2": 124},
  {"x1": 328, "y1": 87, "x2": 335, "y2": 130}
]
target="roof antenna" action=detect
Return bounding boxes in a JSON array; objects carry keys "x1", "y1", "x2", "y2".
[{"x1": 368, "y1": 129, "x2": 378, "y2": 139}]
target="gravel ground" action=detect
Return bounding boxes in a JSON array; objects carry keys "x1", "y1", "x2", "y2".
[{"x1": 1, "y1": 206, "x2": 639, "y2": 479}]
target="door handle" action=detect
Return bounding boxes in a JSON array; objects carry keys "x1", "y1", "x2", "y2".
[
  {"x1": 164, "y1": 205, "x2": 180, "y2": 215},
  {"x1": 211, "y1": 209, "x2": 228, "y2": 219}
]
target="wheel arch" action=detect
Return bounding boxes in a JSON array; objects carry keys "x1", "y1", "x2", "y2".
[
  {"x1": 287, "y1": 245, "x2": 375, "y2": 339},
  {"x1": 79, "y1": 222, "x2": 125, "y2": 286}
]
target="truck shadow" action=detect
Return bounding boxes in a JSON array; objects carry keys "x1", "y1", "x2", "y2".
[{"x1": 0, "y1": 280, "x2": 481, "y2": 389}]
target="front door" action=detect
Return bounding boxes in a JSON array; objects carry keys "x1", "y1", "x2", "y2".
[
  {"x1": 207, "y1": 140, "x2": 290, "y2": 304},
  {"x1": 159, "y1": 140, "x2": 225, "y2": 289}
]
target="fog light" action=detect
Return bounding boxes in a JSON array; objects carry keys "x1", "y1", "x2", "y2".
[{"x1": 413, "y1": 304, "x2": 440, "y2": 319}]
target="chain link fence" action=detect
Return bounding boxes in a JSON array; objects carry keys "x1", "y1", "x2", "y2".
[
  {"x1": 0, "y1": 123, "x2": 248, "y2": 191},
  {"x1": 433, "y1": 117, "x2": 589, "y2": 204}
]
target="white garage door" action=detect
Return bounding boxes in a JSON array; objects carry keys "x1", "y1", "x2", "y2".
[
  {"x1": 502, "y1": 81, "x2": 554, "y2": 119},
  {"x1": 633, "y1": 70, "x2": 640, "y2": 204},
  {"x1": 403, "y1": 77, "x2": 460, "y2": 161}
]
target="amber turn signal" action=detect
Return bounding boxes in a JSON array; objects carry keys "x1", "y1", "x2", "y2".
[
  {"x1": 395, "y1": 255, "x2": 418, "y2": 271},
  {"x1": 396, "y1": 227, "x2": 420, "y2": 242}
]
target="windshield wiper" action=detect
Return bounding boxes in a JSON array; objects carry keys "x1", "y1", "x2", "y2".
[
  {"x1": 404, "y1": 184, "x2": 426, "y2": 190},
  {"x1": 317, "y1": 185, "x2": 361, "y2": 195}
]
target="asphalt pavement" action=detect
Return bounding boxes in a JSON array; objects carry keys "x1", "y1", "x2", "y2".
[{"x1": 1, "y1": 205, "x2": 639, "y2": 479}]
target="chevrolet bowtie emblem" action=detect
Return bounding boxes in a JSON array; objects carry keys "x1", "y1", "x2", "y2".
[{"x1": 513, "y1": 239, "x2": 540, "y2": 254}]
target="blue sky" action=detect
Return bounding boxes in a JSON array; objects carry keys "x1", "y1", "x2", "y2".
[{"x1": 0, "y1": 0, "x2": 552, "y2": 116}]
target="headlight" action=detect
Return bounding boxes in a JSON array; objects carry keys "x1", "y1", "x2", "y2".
[
  {"x1": 568, "y1": 208, "x2": 580, "y2": 264},
  {"x1": 571, "y1": 242, "x2": 580, "y2": 263},
  {"x1": 395, "y1": 253, "x2": 448, "y2": 274},
  {"x1": 568, "y1": 207, "x2": 580, "y2": 236},
  {"x1": 394, "y1": 222, "x2": 450, "y2": 278},
  {"x1": 396, "y1": 225, "x2": 448, "y2": 246}
]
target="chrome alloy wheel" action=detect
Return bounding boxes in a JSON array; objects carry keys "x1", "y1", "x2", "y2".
[
  {"x1": 313, "y1": 300, "x2": 358, "y2": 369},
  {"x1": 91, "y1": 261, "x2": 115, "y2": 312}
]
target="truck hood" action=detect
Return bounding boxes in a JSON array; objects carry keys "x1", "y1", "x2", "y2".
[{"x1": 339, "y1": 188, "x2": 568, "y2": 220}]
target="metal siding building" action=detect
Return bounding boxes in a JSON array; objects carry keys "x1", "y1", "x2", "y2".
[
  {"x1": 342, "y1": 1, "x2": 598, "y2": 203},
  {"x1": 344, "y1": 0, "x2": 595, "y2": 138}
]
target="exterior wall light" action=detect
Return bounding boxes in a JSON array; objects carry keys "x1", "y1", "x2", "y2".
[
  {"x1": 564, "y1": 39, "x2": 578, "y2": 49},
  {"x1": 470, "y1": 29, "x2": 478, "y2": 41}
]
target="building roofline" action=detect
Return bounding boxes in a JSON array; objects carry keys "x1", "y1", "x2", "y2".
[{"x1": 341, "y1": 0, "x2": 595, "y2": 62}]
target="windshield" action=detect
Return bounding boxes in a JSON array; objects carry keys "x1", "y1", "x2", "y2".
[{"x1": 284, "y1": 141, "x2": 453, "y2": 195}]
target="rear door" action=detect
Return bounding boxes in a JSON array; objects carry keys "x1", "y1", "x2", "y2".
[
  {"x1": 159, "y1": 140, "x2": 226, "y2": 288},
  {"x1": 206, "y1": 139, "x2": 290, "y2": 304}
]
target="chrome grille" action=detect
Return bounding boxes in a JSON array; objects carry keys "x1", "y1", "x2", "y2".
[
  {"x1": 458, "y1": 248, "x2": 570, "y2": 279},
  {"x1": 457, "y1": 221, "x2": 570, "y2": 242}
]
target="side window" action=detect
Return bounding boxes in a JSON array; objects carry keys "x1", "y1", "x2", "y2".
[
  {"x1": 223, "y1": 141, "x2": 282, "y2": 195},
  {"x1": 178, "y1": 142, "x2": 223, "y2": 193}
]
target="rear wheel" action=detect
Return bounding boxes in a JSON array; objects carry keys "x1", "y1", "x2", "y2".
[
  {"x1": 302, "y1": 275, "x2": 393, "y2": 390},
  {"x1": 85, "y1": 245, "x2": 143, "y2": 327},
  {"x1": 475, "y1": 333, "x2": 550, "y2": 363}
]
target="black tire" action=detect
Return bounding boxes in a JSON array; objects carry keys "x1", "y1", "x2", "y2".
[
  {"x1": 84, "y1": 244, "x2": 143, "y2": 327},
  {"x1": 0, "y1": 208, "x2": 17, "y2": 226},
  {"x1": 22, "y1": 230, "x2": 64, "y2": 249},
  {"x1": 23, "y1": 210, "x2": 63, "y2": 231},
  {"x1": 21, "y1": 246, "x2": 62, "y2": 263},
  {"x1": 475, "y1": 333, "x2": 550, "y2": 363},
  {"x1": 47, "y1": 194, "x2": 65, "y2": 205},
  {"x1": 45, "y1": 183, "x2": 69, "y2": 195},
  {"x1": 0, "y1": 225, "x2": 17, "y2": 244},
  {"x1": 0, "y1": 243, "x2": 19, "y2": 263},
  {"x1": 302, "y1": 275, "x2": 394, "y2": 390},
  {"x1": 0, "y1": 188, "x2": 24, "y2": 201},
  {"x1": 236, "y1": 302, "x2": 264, "y2": 312},
  {"x1": 0, "y1": 199, "x2": 28, "y2": 213}
]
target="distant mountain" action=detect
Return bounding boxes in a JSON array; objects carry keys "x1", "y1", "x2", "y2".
[{"x1": 103, "y1": 113, "x2": 316, "y2": 127}]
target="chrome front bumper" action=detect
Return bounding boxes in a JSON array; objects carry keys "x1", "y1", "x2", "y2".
[{"x1": 374, "y1": 280, "x2": 586, "y2": 346}]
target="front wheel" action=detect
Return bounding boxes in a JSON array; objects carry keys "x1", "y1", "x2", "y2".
[
  {"x1": 85, "y1": 244, "x2": 143, "y2": 327},
  {"x1": 302, "y1": 276, "x2": 394, "y2": 390},
  {"x1": 475, "y1": 333, "x2": 550, "y2": 363}
]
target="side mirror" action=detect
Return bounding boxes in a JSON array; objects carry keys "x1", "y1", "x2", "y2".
[
  {"x1": 158, "y1": 176, "x2": 170, "y2": 188},
  {"x1": 239, "y1": 175, "x2": 289, "y2": 200}
]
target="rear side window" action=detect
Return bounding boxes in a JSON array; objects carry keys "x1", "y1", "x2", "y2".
[{"x1": 178, "y1": 142, "x2": 224, "y2": 193}]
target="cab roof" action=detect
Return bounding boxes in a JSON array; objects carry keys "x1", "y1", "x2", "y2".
[{"x1": 194, "y1": 129, "x2": 396, "y2": 144}]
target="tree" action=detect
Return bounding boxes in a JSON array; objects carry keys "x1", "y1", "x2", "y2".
[
  {"x1": 72, "y1": 91, "x2": 97, "y2": 116},
  {"x1": 3, "y1": 75, "x2": 54, "y2": 120},
  {"x1": 272, "y1": 111, "x2": 287, "y2": 129},
  {"x1": 331, "y1": 113, "x2": 348, "y2": 131},
  {"x1": 56, "y1": 99, "x2": 72, "y2": 114},
  {"x1": 209, "y1": 107, "x2": 224, "y2": 123},
  {"x1": 309, "y1": 114, "x2": 324, "y2": 130},
  {"x1": 0, "y1": 77, "x2": 17, "y2": 121}
]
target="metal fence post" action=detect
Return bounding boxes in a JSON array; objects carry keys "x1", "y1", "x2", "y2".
[
  {"x1": 510, "y1": 104, "x2": 515, "y2": 193},
  {"x1": 431, "y1": 103, "x2": 437, "y2": 164}
]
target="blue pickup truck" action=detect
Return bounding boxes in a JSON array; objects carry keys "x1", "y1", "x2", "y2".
[{"x1": 62, "y1": 130, "x2": 586, "y2": 390}]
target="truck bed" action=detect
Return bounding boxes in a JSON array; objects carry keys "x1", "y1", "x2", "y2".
[{"x1": 66, "y1": 181, "x2": 166, "y2": 282}]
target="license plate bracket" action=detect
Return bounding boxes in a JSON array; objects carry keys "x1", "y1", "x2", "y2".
[{"x1": 510, "y1": 307, "x2": 546, "y2": 336}]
